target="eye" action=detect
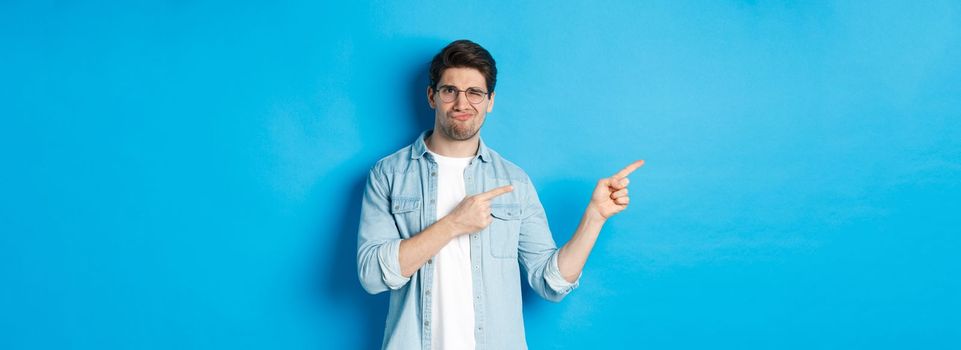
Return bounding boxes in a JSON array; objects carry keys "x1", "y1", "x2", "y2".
[
  {"x1": 467, "y1": 89, "x2": 486, "y2": 97},
  {"x1": 441, "y1": 86, "x2": 456, "y2": 94}
]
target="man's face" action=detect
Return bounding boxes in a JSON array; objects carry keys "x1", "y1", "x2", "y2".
[{"x1": 427, "y1": 67, "x2": 496, "y2": 141}]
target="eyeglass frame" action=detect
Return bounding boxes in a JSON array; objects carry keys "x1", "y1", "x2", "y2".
[{"x1": 432, "y1": 85, "x2": 491, "y2": 104}]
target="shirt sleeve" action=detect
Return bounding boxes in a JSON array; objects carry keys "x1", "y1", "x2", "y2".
[
  {"x1": 544, "y1": 249, "x2": 581, "y2": 294},
  {"x1": 356, "y1": 165, "x2": 411, "y2": 294},
  {"x1": 516, "y1": 177, "x2": 580, "y2": 302}
]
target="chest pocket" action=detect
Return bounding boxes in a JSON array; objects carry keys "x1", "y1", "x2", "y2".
[
  {"x1": 487, "y1": 203, "x2": 522, "y2": 259},
  {"x1": 390, "y1": 196, "x2": 421, "y2": 237}
]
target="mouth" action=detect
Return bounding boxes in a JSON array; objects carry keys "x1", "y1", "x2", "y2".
[{"x1": 451, "y1": 113, "x2": 472, "y2": 121}]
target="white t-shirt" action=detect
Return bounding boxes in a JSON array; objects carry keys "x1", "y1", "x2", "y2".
[{"x1": 428, "y1": 150, "x2": 476, "y2": 350}]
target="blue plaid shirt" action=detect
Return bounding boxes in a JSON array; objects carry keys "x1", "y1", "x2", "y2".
[{"x1": 357, "y1": 129, "x2": 580, "y2": 349}]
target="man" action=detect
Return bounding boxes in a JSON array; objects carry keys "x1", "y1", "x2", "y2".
[{"x1": 357, "y1": 39, "x2": 643, "y2": 349}]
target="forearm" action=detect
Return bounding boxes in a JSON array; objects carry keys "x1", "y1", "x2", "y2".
[
  {"x1": 398, "y1": 218, "x2": 459, "y2": 277},
  {"x1": 557, "y1": 205, "x2": 607, "y2": 283}
]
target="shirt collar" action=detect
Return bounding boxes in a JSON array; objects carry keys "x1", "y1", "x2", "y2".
[{"x1": 410, "y1": 129, "x2": 491, "y2": 163}]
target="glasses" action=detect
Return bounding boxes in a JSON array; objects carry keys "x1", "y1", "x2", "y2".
[{"x1": 434, "y1": 85, "x2": 490, "y2": 104}]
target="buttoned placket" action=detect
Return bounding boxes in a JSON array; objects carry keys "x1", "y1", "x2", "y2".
[
  {"x1": 466, "y1": 157, "x2": 486, "y2": 348},
  {"x1": 422, "y1": 157, "x2": 437, "y2": 349}
]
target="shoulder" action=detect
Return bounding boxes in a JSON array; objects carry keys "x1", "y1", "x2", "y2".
[
  {"x1": 370, "y1": 145, "x2": 414, "y2": 175},
  {"x1": 486, "y1": 148, "x2": 533, "y2": 185}
]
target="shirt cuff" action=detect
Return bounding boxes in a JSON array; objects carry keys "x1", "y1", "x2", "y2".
[
  {"x1": 378, "y1": 239, "x2": 411, "y2": 290},
  {"x1": 545, "y1": 251, "x2": 580, "y2": 294}
]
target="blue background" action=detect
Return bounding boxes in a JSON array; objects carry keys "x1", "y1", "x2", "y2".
[{"x1": 2, "y1": 1, "x2": 960, "y2": 349}]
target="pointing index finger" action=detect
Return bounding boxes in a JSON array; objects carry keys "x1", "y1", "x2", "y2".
[
  {"x1": 476, "y1": 185, "x2": 514, "y2": 200},
  {"x1": 613, "y1": 159, "x2": 645, "y2": 179}
]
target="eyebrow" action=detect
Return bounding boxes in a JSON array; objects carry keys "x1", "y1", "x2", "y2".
[{"x1": 438, "y1": 84, "x2": 487, "y2": 91}]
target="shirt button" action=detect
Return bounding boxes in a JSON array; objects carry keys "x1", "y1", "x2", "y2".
[
  {"x1": 426, "y1": 289, "x2": 431, "y2": 296},
  {"x1": 430, "y1": 172, "x2": 436, "y2": 176},
  {"x1": 474, "y1": 265, "x2": 479, "y2": 270},
  {"x1": 424, "y1": 321, "x2": 430, "y2": 327},
  {"x1": 428, "y1": 259, "x2": 433, "y2": 264}
]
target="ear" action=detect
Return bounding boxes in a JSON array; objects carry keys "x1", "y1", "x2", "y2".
[
  {"x1": 486, "y1": 91, "x2": 495, "y2": 113},
  {"x1": 427, "y1": 86, "x2": 436, "y2": 109}
]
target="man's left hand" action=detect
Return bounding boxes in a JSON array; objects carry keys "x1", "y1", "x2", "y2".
[{"x1": 587, "y1": 160, "x2": 644, "y2": 220}]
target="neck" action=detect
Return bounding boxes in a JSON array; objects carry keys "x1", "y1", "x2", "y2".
[{"x1": 426, "y1": 129, "x2": 479, "y2": 158}]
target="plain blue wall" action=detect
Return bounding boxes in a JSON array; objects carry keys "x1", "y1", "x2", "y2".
[{"x1": 2, "y1": 1, "x2": 960, "y2": 349}]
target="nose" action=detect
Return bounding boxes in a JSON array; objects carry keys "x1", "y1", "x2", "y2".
[{"x1": 453, "y1": 91, "x2": 473, "y2": 111}]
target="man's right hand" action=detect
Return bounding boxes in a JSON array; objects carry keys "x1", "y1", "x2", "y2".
[{"x1": 442, "y1": 185, "x2": 514, "y2": 236}]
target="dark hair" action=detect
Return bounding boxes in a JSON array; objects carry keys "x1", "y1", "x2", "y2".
[{"x1": 429, "y1": 39, "x2": 497, "y2": 93}]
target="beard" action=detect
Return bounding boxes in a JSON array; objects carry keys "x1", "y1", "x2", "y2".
[{"x1": 438, "y1": 115, "x2": 482, "y2": 141}]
